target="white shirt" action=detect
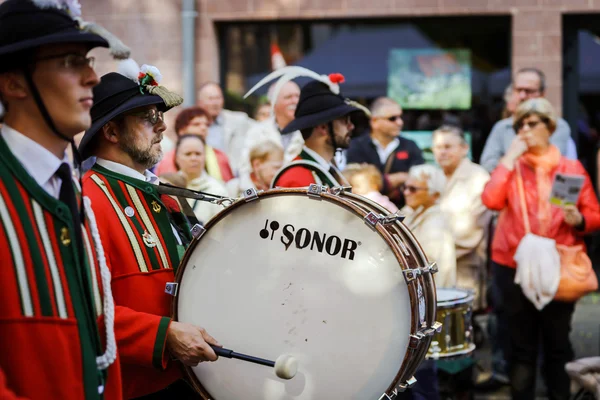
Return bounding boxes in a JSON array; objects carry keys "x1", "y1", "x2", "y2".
[
  {"x1": 94, "y1": 158, "x2": 182, "y2": 245},
  {"x1": 95, "y1": 158, "x2": 160, "y2": 185},
  {"x1": 372, "y1": 137, "x2": 400, "y2": 165},
  {"x1": 1, "y1": 124, "x2": 69, "y2": 199},
  {"x1": 303, "y1": 146, "x2": 332, "y2": 170},
  {"x1": 302, "y1": 146, "x2": 346, "y2": 184}
]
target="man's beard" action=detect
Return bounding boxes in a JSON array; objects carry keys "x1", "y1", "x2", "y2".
[{"x1": 119, "y1": 137, "x2": 163, "y2": 170}]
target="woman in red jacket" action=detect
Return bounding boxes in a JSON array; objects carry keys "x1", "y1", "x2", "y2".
[{"x1": 482, "y1": 98, "x2": 600, "y2": 400}]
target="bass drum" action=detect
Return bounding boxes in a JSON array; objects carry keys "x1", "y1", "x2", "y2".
[{"x1": 173, "y1": 186, "x2": 438, "y2": 400}]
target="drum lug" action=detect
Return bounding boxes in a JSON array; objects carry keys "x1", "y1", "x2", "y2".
[
  {"x1": 399, "y1": 376, "x2": 418, "y2": 390},
  {"x1": 402, "y1": 268, "x2": 421, "y2": 283},
  {"x1": 408, "y1": 331, "x2": 426, "y2": 349},
  {"x1": 381, "y1": 212, "x2": 405, "y2": 224},
  {"x1": 190, "y1": 223, "x2": 206, "y2": 239},
  {"x1": 329, "y1": 185, "x2": 352, "y2": 195},
  {"x1": 423, "y1": 262, "x2": 438, "y2": 275},
  {"x1": 165, "y1": 282, "x2": 178, "y2": 296},
  {"x1": 307, "y1": 183, "x2": 327, "y2": 198},
  {"x1": 243, "y1": 187, "x2": 259, "y2": 202},
  {"x1": 421, "y1": 321, "x2": 443, "y2": 336}
]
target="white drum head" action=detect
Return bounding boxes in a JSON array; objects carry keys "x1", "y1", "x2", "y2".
[{"x1": 176, "y1": 193, "x2": 412, "y2": 400}]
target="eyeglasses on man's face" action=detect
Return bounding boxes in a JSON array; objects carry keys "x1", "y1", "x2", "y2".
[
  {"x1": 128, "y1": 108, "x2": 164, "y2": 126},
  {"x1": 35, "y1": 53, "x2": 95, "y2": 69}
]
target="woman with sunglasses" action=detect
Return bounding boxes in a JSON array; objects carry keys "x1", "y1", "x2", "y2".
[
  {"x1": 397, "y1": 163, "x2": 455, "y2": 400},
  {"x1": 482, "y1": 98, "x2": 600, "y2": 400}
]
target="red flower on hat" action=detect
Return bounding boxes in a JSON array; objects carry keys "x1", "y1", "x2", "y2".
[{"x1": 328, "y1": 73, "x2": 345, "y2": 84}]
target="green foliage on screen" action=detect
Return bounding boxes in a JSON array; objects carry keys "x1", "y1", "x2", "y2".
[{"x1": 388, "y1": 49, "x2": 472, "y2": 110}]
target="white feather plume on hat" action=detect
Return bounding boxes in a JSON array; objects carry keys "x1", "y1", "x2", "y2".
[{"x1": 244, "y1": 66, "x2": 342, "y2": 115}]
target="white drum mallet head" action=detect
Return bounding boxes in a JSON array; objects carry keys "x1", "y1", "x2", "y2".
[{"x1": 274, "y1": 354, "x2": 298, "y2": 380}]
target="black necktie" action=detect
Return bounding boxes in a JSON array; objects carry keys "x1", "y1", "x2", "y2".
[{"x1": 56, "y1": 163, "x2": 85, "y2": 262}]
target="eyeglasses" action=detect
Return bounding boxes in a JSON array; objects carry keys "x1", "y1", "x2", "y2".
[
  {"x1": 401, "y1": 184, "x2": 428, "y2": 193},
  {"x1": 386, "y1": 115, "x2": 403, "y2": 122},
  {"x1": 515, "y1": 119, "x2": 545, "y2": 132},
  {"x1": 128, "y1": 109, "x2": 164, "y2": 126},
  {"x1": 35, "y1": 53, "x2": 95, "y2": 69},
  {"x1": 514, "y1": 87, "x2": 540, "y2": 96}
]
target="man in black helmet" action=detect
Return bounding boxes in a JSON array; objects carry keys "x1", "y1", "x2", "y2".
[{"x1": 0, "y1": 0, "x2": 128, "y2": 398}]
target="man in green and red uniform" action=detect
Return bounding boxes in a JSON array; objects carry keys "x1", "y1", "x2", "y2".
[
  {"x1": 266, "y1": 73, "x2": 369, "y2": 188},
  {"x1": 78, "y1": 64, "x2": 220, "y2": 399},
  {"x1": 0, "y1": 0, "x2": 129, "y2": 398}
]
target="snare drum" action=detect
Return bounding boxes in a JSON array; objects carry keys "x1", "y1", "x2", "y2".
[
  {"x1": 427, "y1": 288, "x2": 476, "y2": 359},
  {"x1": 172, "y1": 186, "x2": 438, "y2": 400}
]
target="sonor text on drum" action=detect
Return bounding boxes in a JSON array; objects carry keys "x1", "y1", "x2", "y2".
[{"x1": 259, "y1": 219, "x2": 359, "y2": 260}]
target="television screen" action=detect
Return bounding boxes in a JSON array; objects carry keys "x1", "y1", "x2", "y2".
[{"x1": 388, "y1": 49, "x2": 472, "y2": 110}]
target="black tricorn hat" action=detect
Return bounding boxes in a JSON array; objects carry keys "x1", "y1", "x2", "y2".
[
  {"x1": 281, "y1": 79, "x2": 367, "y2": 134},
  {"x1": 79, "y1": 64, "x2": 183, "y2": 158},
  {"x1": 0, "y1": 0, "x2": 108, "y2": 69}
]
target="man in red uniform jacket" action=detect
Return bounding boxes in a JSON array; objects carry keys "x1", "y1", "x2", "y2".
[
  {"x1": 78, "y1": 63, "x2": 220, "y2": 399},
  {"x1": 244, "y1": 70, "x2": 368, "y2": 189},
  {"x1": 0, "y1": 0, "x2": 129, "y2": 398}
]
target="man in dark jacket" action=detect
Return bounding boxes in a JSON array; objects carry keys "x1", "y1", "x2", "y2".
[{"x1": 346, "y1": 97, "x2": 424, "y2": 208}]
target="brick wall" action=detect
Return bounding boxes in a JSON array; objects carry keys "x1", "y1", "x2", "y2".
[{"x1": 82, "y1": 0, "x2": 600, "y2": 117}]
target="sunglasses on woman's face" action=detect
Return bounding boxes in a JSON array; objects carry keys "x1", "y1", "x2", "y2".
[{"x1": 401, "y1": 183, "x2": 428, "y2": 193}]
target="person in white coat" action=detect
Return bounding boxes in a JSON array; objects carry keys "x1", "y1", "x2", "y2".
[
  {"x1": 401, "y1": 164, "x2": 457, "y2": 288},
  {"x1": 432, "y1": 125, "x2": 491, "y2": 310},
  {"x1": 240, "y1": 81, "x2": 304, "y2": 175}
]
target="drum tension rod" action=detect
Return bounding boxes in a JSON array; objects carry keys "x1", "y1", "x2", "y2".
[
  {"x1": 364, "y1": 212, "x2": 405, "y2": 228},
  {"x1": 422, "y1": 262, "x2": 439, "y2": 275}
]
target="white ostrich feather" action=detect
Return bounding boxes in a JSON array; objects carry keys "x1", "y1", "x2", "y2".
[{"x1": 118, "y1": 59, "x2": 141, "y2": 83}]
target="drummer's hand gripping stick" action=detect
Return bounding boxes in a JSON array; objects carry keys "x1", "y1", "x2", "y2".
[{"x1": 210, "y1": 345, "x2": 298, "y2": 380}]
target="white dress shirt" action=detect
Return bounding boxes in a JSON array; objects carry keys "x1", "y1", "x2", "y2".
[
  {"x1": 1, "y1": 124, "x2": 69, "y2": 199},
  {"x1": 372, "y1": 137, "x2": 400, "y2": 165},
  {"x1": 302, "y1": 146, "x2": 346, "y2": 184},
  {"x1": 95, "y1": 158, "x2": 160, "y2": 185}
]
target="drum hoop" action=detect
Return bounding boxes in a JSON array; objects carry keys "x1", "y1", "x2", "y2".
[{"x1": 172, "y1": 188, "x2": 420, "y2": 399}]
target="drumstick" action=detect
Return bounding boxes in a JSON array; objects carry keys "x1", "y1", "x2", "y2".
[{"x1": 210, "y1": 345, "x2": 298, "y2": 379}]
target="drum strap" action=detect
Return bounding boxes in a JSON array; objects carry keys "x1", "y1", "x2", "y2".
[
  {"x1": 157, "y1": 182, "x2": 227, "y2": 226},
  {"x1": 270, "y1": 160, "x2": 341, "y2": 188}
]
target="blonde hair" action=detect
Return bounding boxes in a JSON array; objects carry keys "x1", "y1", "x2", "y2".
[
  {"x1": 249, "y1": 140, "x2": 284, "y2": 164},
  {"x1": 513, "y1": 98, "x2": 557, "y2": 134},
  {"x1": 408, "y1": 164, "x2": 446, "y2": 195},
  {"x1": 343, "y1": 163, "x2": 383, "y2": 191}
]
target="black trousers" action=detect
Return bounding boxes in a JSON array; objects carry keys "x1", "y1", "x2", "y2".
[
  {"x1": 494, "y1": 262, "x2": 575, "y2": 400},
  {"x1": 131, "y1": 379, "x2": 200, "y2": 400}
]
